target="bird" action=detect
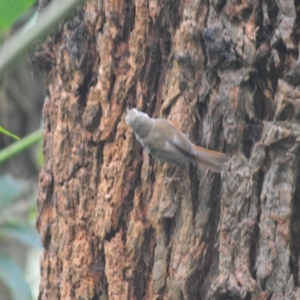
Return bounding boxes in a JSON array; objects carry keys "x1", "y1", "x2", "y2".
[{"x1": 125, "y1": 108, "x2": 228, "y2": 180}]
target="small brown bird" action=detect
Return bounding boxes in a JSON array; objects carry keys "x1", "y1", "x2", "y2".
[{"x1": 125, "y1": 108, "x2": 228, "y2": 174}]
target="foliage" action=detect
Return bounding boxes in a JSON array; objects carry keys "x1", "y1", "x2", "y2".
[
  {"x1": 0, "y1": 0, "x2": 86, "y2": 299},
  {"x1": 0, "y1": 129, "x2": 42, "y2": 164},
  {"x1": 0, "y1": 0, "x2": 36, "y2": 31},
  {"x1": 0, "y1": 174, "x2": 42, "y2": 300},
  {"x1": 0, "y1": 126, "x2": 20, "y2": 140},
  {"x1": 0, "y1": 253, "x2": 32, "y2": 300},
  {"x1": 0, "y1": 3, "x2": 40, "y2": 300}
]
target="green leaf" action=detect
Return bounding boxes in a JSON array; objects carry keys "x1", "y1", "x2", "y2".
[
  {"x1": 28, "y1": 205, "x2": 38, "y2": 222},
  {"x1": 0, "y1": 129, "x2": 42, "y2": 164},
  {"x1": 0, "y1": 0, "x2": 36, "y2": 30},
  {"x1": 0, "y1": 253, "x2": 32, "y2": 300},
  {"x1": 0, "y1": 174, "x2": 28, "y2": 207},
  {"x1": 0, "y1": 126, "x2": 19, "y2": 140},
  {"x1": 0, "y1": 0, "x2": 86, "y2": 77},
  {"x1": 0, "y1": 222, "x2": 42, "y2": 249},
  {"x1": 36, "y1": 136, "x2": 44, "y2": 167}
]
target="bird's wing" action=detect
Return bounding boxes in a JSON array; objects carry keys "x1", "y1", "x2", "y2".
[
  {"x1": 168, "y1": 126, "x2": 196, "y2": 158},
  {"x1": 148, "y1": 140, "x2": 189, "y2": 165},
  {"x1": 166, "y1": 139, "x2": 191, "y2": 163}
]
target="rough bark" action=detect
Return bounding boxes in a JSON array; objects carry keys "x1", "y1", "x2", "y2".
[{"x1": 37, "y1": 0, "x2": 300, "y2": 299}]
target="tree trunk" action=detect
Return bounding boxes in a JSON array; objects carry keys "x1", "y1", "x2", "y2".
[{"x1": 37, "y1": 0, "x2": 300, "y2": 299}]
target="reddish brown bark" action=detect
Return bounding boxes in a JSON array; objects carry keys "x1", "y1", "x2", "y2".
[{"x1": 37, "y1": 0, "x2": 300, "y2": 299}]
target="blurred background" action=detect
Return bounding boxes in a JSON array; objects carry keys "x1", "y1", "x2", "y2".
[{"x1": 0, "y1": 1, "x2": 45, "y2": 299}]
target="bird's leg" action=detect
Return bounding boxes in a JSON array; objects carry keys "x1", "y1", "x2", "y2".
[{"x1": 163, "y1": 167, "x2": 181, "y2": 185}]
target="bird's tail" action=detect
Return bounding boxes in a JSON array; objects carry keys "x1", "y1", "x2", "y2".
[{"x1": 193, "y1": 144, "x2": 228, "y2": 173}]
